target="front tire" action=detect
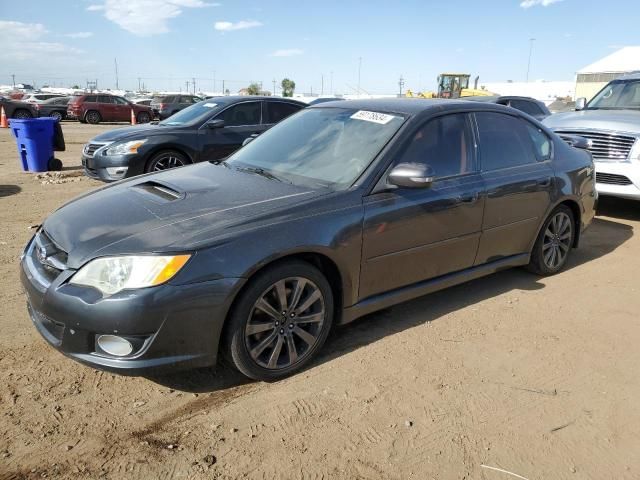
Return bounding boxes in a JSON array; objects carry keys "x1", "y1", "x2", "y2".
[
  {"x1": 527, "y1": 205, "x2": 575, "y2": 275},
  {"x1": 50, "y1": 111, "x2": 63, "y2": 121},
  {"x1": 145, "y1": 150, "x2": 189, "y2": 172},
  {"x1": 137, "y1": 111, "x2": 151, "y2": 123},
  {"x1": 14, "y1": 109, "x2": 32, "y2": 119},
  {"x1": 223, "y1": 261, "x2": 334, "y2": 381}
]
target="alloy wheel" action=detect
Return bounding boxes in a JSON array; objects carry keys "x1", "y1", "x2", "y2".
[
  {"x1": 244, "y1": 277, "x2": 325, "y2": 370},
  {"x1": 14, "y1": 110, "x2": 31, "y2": 119},
  {"x1": 152, "y1": 155, "x2": 186, "y2": 171},
  {"x1": 86, "y1": 111, "x2": 100, "y2": 124},
  {"x1": 50, "y1": 111, "x2": 63, "y2": 121},
  {"x1": 542, "y1": 211, "x2": 572, "y2": 269}
]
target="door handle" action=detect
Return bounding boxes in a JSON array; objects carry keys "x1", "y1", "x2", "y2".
[{"x1": 458, "y1": 193, "x2": 479, "y2": 204}]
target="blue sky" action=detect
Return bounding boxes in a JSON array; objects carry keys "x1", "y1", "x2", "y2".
[{"x1": 0, "y1": 0, "x2": 638, "y2": 94}]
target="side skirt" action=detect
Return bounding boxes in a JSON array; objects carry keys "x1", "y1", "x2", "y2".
[{"x1": 339, "y1": 253, "x2": 530, "y2": 325}]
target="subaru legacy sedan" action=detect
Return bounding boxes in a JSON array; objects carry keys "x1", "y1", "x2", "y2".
[{"x1": 21, "y1": 99, "x2": 596, "y2": 381}]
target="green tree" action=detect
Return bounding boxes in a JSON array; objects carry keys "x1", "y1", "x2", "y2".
[
  {"x1": 71, "y1": 85, "x2": 80, "y2": 89},
  {"x1": 246, "y1": 83, "x2": 261, "y2": 95},
  {"x1": 281, "y1": 78, "x2": 295, "y2": 97}
]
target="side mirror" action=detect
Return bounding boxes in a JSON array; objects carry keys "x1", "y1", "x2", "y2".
[
  {"x1": 206, "y1": 118, "x2": 225, "y2": 129},
  {"x1": 388, "y1": 162, "x2": 435, "y2": 189},
  {"x1": 575, "y1": 97, "x2": 587, "y2": 111}
]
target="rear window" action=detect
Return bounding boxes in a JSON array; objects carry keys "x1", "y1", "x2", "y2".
[{"x1": 84, "y1": 95, "x2": 97, "y2": 103}]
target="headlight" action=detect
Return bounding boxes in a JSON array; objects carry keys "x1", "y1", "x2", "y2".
[
  {"x1": 70, "y1": 254, "x2": 191, "y2": 295},
  {"x1": 103, "y1": 139, "x2": 147, "y2": 156}
]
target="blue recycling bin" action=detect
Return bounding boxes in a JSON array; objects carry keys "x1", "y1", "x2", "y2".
[{"x1": 10, "y1": 118, "x2": 56, "y2": 172}]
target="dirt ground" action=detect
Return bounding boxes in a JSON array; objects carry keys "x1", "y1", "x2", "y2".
[{"x1": 1, "y1": 122, "x2": 640, "y2": 480}]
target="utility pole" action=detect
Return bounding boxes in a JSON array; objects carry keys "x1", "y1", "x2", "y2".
[
  {"x1": 272, "y1": 78, "x2": 276, "y2": 96},
  {"x1": 321, "y1": 74, "x2": 324, "y2": 95},
  {"x1": 222, "y1": 79, "x2": 225, "y2": 95},
  {"x1": 11, "y1": 74, "x2": 15, "y2": 88},
  {"x1": 137, "y1": 77, "x2": 141, "y2": 92},
  {"x1": 357, "y1": 57, "x2": 362, "y2": 96},
  {"x1": 526, "y1": 38, "x2": 536, "y2": 82},
  {"x1": 398, "y1": 75, "x2": 405, "y2": 97},
  {"x1": 185, "y1": 80, "x2": 189, "y2": 93},
  {"x1": 114, "y1": 58, "x2": 119, "y2": 90},
  {"x1": 192, "y1": 77, "x2": 196, "y2": 95},
  {"x1": 330, "y1": 71, "x2": 333, "y2": 95}
]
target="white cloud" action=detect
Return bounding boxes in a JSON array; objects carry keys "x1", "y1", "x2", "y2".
[
  {"x1": 0, "y1": 21, "x2": 82, "y2": 62},
  {"x1": 270, "y1": 48, "x2": 303, "y2": 57},
  {"x1": 520, "y1": 0, "x2": 563, "y2": 8},
  {"x1": 88, "y1": 0, "x2": 219, "y2": 36},
  {"x1": 64, "y1": 32, "x2": 94, "y2": 39},
  {"x1": 214, "y1": 20, "x2": 262, "y2": 31}
]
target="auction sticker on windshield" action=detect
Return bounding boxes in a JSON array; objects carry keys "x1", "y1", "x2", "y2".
[{"x1": 350, "y1": 110, "x2": 397, "y2": 125}]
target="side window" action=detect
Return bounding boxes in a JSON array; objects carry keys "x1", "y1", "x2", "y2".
[
  {"x1": 181, "y1": 96, "x2": 196, "y2": 104},
  {"x1": 114, "y1": 97, "x2": 129, "y2": 105},
  {"x1": 98, "y1": 95, "x2": 114, "y2": 104},
  {"x1": 476, "y1": 112, "x2": 538, "y2": 171},
  {"x1": 264, "y1": 102, "x2": 302, "y2": 124},
  {"x1": 525, "y1": 123, "x2": 552, "y2": 161},
  {"x1": 509, "y1": 99, "x2": 543, "y2": 117},
  {"x1": 395, "y1": 114, "x2": 474, "y2": 179},
  {"x1": 219, "y1": 102, "x2": 261, "y2": 126},
  {"x1": 85, "y1": 95, "x2": 97, "y2": 102}
]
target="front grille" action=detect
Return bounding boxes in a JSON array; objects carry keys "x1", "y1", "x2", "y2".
[
  {"x1": 32, "y1": 230, "x2": 68, "y2": 277},
  {"x1": 83, "y1": 143, "x2": 105, "y2": 157},
  {"x1": 555, "y1": 130, "x2": 637, "y2": 161},
  {"x1": 596, "y1": 172, "x2": 633, "y2": 185}
]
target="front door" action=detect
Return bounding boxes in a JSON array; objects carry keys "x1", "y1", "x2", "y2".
[
  {"x1": 360, "y1": 113, "x2": 486, "y2": 300},
  {"x1": 201, "y1": 101, "x2": 266, "y2": 161},
  {"x1": 473, "y1": 111, "x2": 555, "y2": 264}
]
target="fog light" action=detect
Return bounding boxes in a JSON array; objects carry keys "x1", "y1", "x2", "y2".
[
  {"x1": 97, "y1": 335, "x2": 133, "y2": 356},
  {"x1": 106, "y1": 166, "x2": 128, "y2": 178}
]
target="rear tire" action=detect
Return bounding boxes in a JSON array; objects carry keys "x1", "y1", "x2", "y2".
[
  {"x1": 50, "y1": 111, "x2": 63, "y2": 121},
  {"x1": 527, "y1": 205, "x2": 575, "y2": 276},
  {"x1": 223, "y1": 260, "x2": 334, "y2": 381},
  {"x1": 14, "y1": 109, "x2": 32, "y2": 119},
  {"x1": 85, "y1": 110, "x2": 101, "y2": 124}
]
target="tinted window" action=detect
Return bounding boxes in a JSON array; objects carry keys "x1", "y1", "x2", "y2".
[
  {"x1": 265, "y1": 102, "x2": 302, "y2": 124},
  {"x1": 113, "y1": 97, "x2": 129, "y2": 105},
  {"x1": 476, "y1": 112, "x2": 537, "y2": 170},
  {"x1": 509, "y1": 99, "x2": 543, "y2": 116},
  {"x1": 220, "y1": 102, "x2": 261, "y2": 126},
  {"x1": 395, "y1": 114, "x2": 474, "y2": 178},
  {"x1": 526, "y1": 123, "x2": 552, "y2": 161},
  {"x1": 98, "y1": 95, "x2": 114, "y2": 104},
  {"x1": 181, "y1": 96, "x2": 196, "y2": 104},
  {"x1": 84, "y1": 95, "x2": 97, "y2": 103}
]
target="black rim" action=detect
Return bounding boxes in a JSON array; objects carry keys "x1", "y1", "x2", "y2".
[
  {"x1": 87, "y1": 112, "x2": 100, "y2": 123},
  {"x1": 244, "y1": 277, "x2": 325, "y2": 370},
  {"x1": 152, "y1": 154, "x2": 185, "y2": 171},
  {"x1": 139, "y1": 113, "x2": 150, "y2": 123},
  {"x1": 543, "y1": 212, "x2": 572, "y2": 269},
  {"x1": 15, "y1": 111, "x2": 30, "y2": 119},
  {"x1": 51, "y1": 112, "x2": 62, "y2": 120}
]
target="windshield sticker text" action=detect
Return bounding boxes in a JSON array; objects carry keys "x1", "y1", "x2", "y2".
[{"x1": 350, "y1": 110, "x2": 397, "y2": 125}]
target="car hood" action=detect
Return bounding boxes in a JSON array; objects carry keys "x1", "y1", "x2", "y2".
[
  {"x1": 544, "y1": 109, "x2": 640, "y2": 135},
  {"x1": 43, "y1": 162, "x2": 324, "y2": 269},
  {"x1": 90, "y1": 123, "x2": 181, "y2": 142}
]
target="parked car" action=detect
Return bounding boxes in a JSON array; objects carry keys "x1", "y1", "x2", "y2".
[
  {"x1": 150, "y1": 94, "x2": 203, "y2": 120},
  {"x1": 67, "y1": 94, "x2": 153, "y2": 125},
  {"x1": 465, "y1": 95, "x2": 551, "y2": 120},
  {"x1": 22, "y1": 99, "x2": 596, "y2": 381},
  {"x1": 0, "y1": 96, "x2": 38, "y2": 118},
  {"x1": 81, "y1": 96, "x2": 305, "y2": 181},
  {"x1": 35, "y1": 96, "x2": 71, "y2": 121},
  {"x1": 544, "y1": 73, "x2": 640, "y2": 201},
  {"x1": 132, "y1": 98, "x2": 152, "y2": 106},
  {"x1": 22, "y1": 93, "x2": 67, "y2": 104}
]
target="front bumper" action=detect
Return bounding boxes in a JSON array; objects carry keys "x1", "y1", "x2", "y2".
[
  {"x1": 82, "y1": 151, "x2": 134, "y2": 182},
  {"x1": 594, "y1": 161, "x2": 640, "y2": 201},
  {"x1": 20, "y1": 235, "x2": 244, "y2": 375}
]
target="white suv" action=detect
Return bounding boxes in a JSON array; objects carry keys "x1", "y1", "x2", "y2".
[{"x1": 544, "y1": 73, "x2": 640, "y2": 201}]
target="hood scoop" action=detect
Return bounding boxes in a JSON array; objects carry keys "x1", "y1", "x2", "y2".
[{"x1": 132, "y1": 181, "x2": 184, "y2": 203}]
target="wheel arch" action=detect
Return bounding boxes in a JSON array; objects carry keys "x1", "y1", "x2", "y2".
[
  {"x1": 141, "y1": 145, "x2": 196, "y2": 171},
  {"x1": 535, "y1": 197, "x2": 582, "y2": 250}
]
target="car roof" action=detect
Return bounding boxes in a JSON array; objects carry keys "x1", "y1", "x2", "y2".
[
  {"x1": 308, "y1": 97, "x2": 504, "y2": 116},
  {"x1": 201, "y1": 95, "x2": 306, "y2": 106}
]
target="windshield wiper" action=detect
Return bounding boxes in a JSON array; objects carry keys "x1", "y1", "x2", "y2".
[{"x1": 236, "y1": 166, "x2": 288, "y2": 183}]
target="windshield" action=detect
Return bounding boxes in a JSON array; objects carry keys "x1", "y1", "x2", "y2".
[
  {"x1": 225, "y1": 107, "x2": 406, "y2": 190},
  {"x1": 588, "y1": 80, "x2": 640, "y2": 110},
  {"x1": 159, "y1": 100, "x2": 222, "y2": 126}
]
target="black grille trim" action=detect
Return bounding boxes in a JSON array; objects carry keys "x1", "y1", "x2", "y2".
[{"x1": 596, "y1": 173, "x2": 633, "y2": 185}]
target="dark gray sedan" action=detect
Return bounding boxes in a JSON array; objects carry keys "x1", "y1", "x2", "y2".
[{"x1": 21, "y1": 99, "x2": 596, "y2": 381}]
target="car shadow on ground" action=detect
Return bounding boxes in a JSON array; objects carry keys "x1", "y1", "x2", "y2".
[
  {"x1": 597, "y1": 196, "x2": 640, "y2": 222},
  {"x1": 149, "y1": 215, "x2": 633, "y2": 393},
  {"x1": 0, "y1": 184, "x2": 21, "y2": 198}
]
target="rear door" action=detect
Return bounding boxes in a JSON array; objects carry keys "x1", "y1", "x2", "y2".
[
  {"x1": 360, "y1": 113, "x2": 486, "y2": 299},
  {"x1": 112, "y1": 96, "x2": 131, "y2": 121},
  {"x1": 97, "y1": 95, "x2": 117, "y2": 121},
  {"x1": 473, "y1": 111, "x2": 554, "y2": 264},
  {"x1": 200, "y1": 101, "x2": 264, "y2": 161}
]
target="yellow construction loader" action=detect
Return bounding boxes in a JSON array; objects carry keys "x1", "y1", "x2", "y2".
[{"x1": 405, "y1": 73, "x2": 494, "y2": 99}]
